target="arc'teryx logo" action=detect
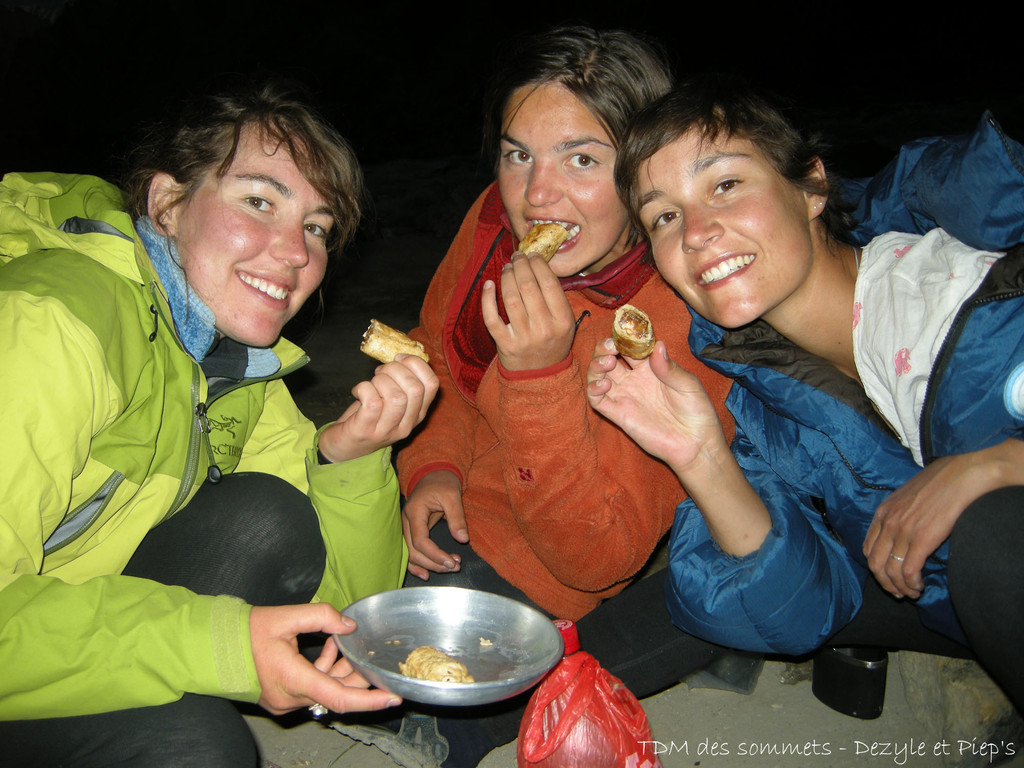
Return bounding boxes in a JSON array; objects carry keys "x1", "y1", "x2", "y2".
[
  {"x1": 207, "y1": 415, "x2": 242, "y2": 438},
  {"x1": 208, "y1": 415, "x2": 244, "y2": 458}
]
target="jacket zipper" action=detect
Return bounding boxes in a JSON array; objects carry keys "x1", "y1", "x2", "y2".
[
  {"x1": 196, "y1": 354, "x2": 310, "y2": 484},
  {"x1": 161, "y1": 353, "x2": 312, "y2": 520},
  {"x1": 159, "y1": 365, "x2": 206, "y2": 522},
  {"x1": 758, "y1": 396, "x2": 897, "y2": 493},
  {"x1": 918, "y1": 283, "x2": 1024, "y2": 464},
  {"x1": 42, "y1": 472, "x2": 126, "y2": 554},
  {"x1": 147, "y1": 282, "x2": 311, "y2": 519}
]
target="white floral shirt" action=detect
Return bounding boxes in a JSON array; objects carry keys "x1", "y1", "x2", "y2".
[{"x1": 852, "y1": 229, "x2": 1003, "y2": 465}]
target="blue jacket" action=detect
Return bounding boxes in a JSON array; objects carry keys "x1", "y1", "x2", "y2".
[
  {"x1": 664, "y1": 113, "x2": 1024, "y2": 655},
  {"x1": 845, "y1": 110, "x2": 1024, "y2": 252}
]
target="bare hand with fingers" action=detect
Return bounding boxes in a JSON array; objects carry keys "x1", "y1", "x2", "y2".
[
  {"x1": 587, "y1": 337, "x2": 771, "y2": 555},
  {"x1": 250, "y1": 603, "x2": 401, "y2": 717},
  {"x1": 401, "y1": 470, "x2": 467, "y2": 580},
  {"x1": 863, "y1": 439, "x2": 1024, "y2": 599},
  {"x1": 481, "y1": 252, "x2": 577, "y2": 371},
  {"x1": 318, "y1": 355, "x2": 439, "y2": 463},
  {"x1": 586, "y1": 338, "x2": 727, "y2": 474}
]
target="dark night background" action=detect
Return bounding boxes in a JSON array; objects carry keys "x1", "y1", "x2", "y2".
[
  {"x1": 2, "y1": 1, "x2": 1021, "y2": 419},
  {"x1": 2, "y1": 2, "x2": 1021, "y2": 183}
]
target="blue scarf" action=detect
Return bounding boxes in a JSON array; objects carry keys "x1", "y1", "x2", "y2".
[{"x1": 136, "y1": 216, "x2": 280, "y2": 378}]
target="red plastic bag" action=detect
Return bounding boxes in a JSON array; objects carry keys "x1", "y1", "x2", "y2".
[{"x1": 517, "y1": 651, "x2": 661, "y2": 767}]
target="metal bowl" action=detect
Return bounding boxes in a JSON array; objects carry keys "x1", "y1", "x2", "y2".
[{"x1": 334, "y1": 586, "x2": 563, "y2": 706}]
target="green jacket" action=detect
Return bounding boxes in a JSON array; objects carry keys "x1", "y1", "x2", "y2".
[{"x1": 0, "y1": 172, "x2": 407, "y2": 719}]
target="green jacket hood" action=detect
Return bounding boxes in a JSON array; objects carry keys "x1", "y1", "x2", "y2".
[
  {"x1": 0, "y1": 172, "x2": 145, "y2": 284},
  {"x1": 0, "y1": 172, "x2": 308, "y2": 370}
]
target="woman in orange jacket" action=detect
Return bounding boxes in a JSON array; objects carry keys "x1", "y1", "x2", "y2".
[
  {"x1": 332, "y1": 25, "x2": 735, "y2": 768},
  {"x1": 398, "y1": 25, "x2": 733, "y2": 626}
]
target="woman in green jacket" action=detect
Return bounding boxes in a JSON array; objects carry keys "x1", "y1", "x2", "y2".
[{"x1": 0, "y1": 82, "x2": 437, "y2": 766}]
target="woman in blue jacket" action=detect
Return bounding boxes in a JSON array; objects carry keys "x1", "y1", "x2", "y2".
[{"x1": 590, "y1": 77, "x2": 1024, "y2": 709}]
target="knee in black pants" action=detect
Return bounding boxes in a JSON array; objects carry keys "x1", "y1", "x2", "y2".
[
  {"x1": 125, "y1": 472, "x2": 326, "y2": 605},
  {"x1": 949, "y1": 485, "x2": 1024, "y2": 624},
  {"x1": 948, "y1": 485, "x2": 1024, "y2": 710},
  {"x1": 1, "y1": 695, "x2": 257, "y2": 768}
]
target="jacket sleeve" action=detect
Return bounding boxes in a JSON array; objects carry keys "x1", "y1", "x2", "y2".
[
  {"x1": 396, "y1": 191, "x2": 490, "y2": 493},
  {"x1": 307, "y1": 444, "x2": 408, "y2": 609},
  {"x1": 237, "y1": 381, "x2": 408, "y2": 609},
  {"x1": 0, "y1": 575, "x2": 256, "y2": 719},
  {"x1": 0, "y1": 289, "x2": 259, "y2": 719},
  {"x1": 665, "y1": 425, "x2": 864, "y2": 655}
]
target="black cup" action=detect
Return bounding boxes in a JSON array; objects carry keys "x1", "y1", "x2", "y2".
[{"x1": 811, "y1": 646, "x2": 888, "y2": 719}]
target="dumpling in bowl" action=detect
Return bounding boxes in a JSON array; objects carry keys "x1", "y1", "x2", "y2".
[{"x1": 399, "y1": 646, "x2": 475, "y2": 683}]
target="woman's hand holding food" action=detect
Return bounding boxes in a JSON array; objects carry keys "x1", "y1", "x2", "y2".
[
  {"x1": 249, "y1": 603, "x2": 401, "y2": 717},
  {"x1": 401, "y1": 470, "x2": 467, "y2": 580},
  {"x1": 318, "y1": 356, "x2": 438, "y2": 463},
  {"x1": 864, "y1": 438, "x2": 1024, "y2": 600},
  {"x1": 586, "y1": 339, "x2": 724, "y2": 472},
  {"x1": 481, "y1": 252, "x2": 577, "y2": 371},
  {"x1": 587, "y1": 339, "x2": 772, "y2": 555}
]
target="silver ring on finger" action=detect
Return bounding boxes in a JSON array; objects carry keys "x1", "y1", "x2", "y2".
[{"x1": 889, "y1": 553, "x2": 906, "y2": 563}]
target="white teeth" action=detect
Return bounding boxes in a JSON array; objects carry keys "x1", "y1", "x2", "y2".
[
  {"x1": 240, "y1": 273, "x2": 289, "y2": 300},
  {"x1": 701, "y1": 254, "x2": 755, "y2": 284},
  {"x1": 531, "y1": 220, "x2": 580, "y2": 239}
]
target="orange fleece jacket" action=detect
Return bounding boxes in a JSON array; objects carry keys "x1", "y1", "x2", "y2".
[{"x1": 397, "y1": 185, "x2": 734, "y2": 619}]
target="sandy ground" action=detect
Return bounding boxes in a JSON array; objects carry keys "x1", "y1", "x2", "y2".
[
  {"x1": 252, "y1": 193, "x2": 1022, "y2": 768},
  {"x1": 246, "y1": 655, "x2": 1022, "y2": 768}
]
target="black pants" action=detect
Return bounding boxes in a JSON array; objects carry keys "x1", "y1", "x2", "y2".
[
  {"x1": 2, "y1": 472, "x2": 326, "y2": 768},
  {"x1": 830, "y1": 485, "x2": 1024, "y2": 710}
]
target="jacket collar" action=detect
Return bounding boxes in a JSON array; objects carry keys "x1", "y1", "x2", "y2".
[
  {"x1": 136, "y1": 216, "x2": 280, "y2": 377},
  {"x1": 691, "y1": 310, "x2": 895, "y2": 436}
]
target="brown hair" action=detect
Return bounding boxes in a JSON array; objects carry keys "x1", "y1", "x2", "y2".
[
  {"x1": 481, "y1": 25, "x2": 673, "y2": 168},
  {"x1": 615, "y1": 76, "x2": 857, "y2": 243},
  {"x1": 125, "y1": 80, "x2": 364, "y2": 254}
]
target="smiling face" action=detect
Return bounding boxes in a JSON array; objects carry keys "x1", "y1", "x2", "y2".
[
  {"x1": 151, "y1": 127, "x2": 333, "y2": 348},
  {"x1": 637, "y1": 130, "x2": 826, "y2": 331},
  {"x1": 497, "y1": 83, "x2": 632, "y2": 276}
]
